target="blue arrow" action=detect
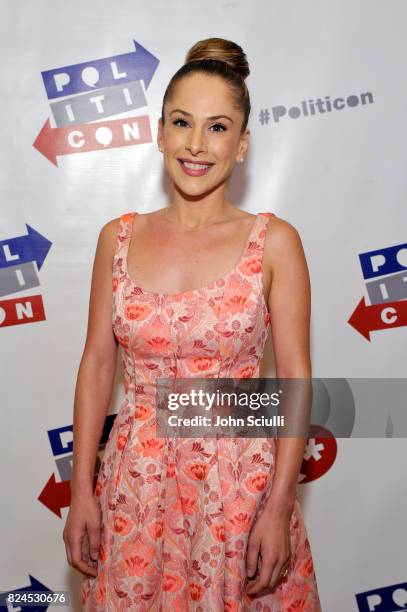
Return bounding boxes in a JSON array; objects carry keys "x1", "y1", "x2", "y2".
[
  {"x1": 42, "y1": 39, "x2": 159, "y2": 99},
  {"x1": 0, "y1": 575, "x2": 52, "y2": 611},
  {"x1": 0, "y1": 225, "x2": 52, "y2": 272}
]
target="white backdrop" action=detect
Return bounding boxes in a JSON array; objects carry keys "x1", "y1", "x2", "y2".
[{"x1": 1, "y1": 1, "x2": 407, "y2": 610}]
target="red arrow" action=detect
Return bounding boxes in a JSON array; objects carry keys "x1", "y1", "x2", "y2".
[
  {"x1": 348, "y1": 295, "x2": 407, "y2": 341},
  {"x1": 38, "y1": 473, "x2": 97, "y2": 518},
  {"x1": 38, "y1": 474, "x2": 71, "y2": 518},
  {"x1": 33, "y1": 114, "x2": 152, "y2": 166}
]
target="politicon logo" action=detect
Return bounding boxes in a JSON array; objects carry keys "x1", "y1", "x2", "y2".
[
  {"x1": 38, "y1": 415, "x2": 116, "y2": 517},
  {"x1": 33, "y1": 40, "x2": 159, "y2": 166},
  {"x1": 356, "y1": 581, "x2": 407, "y2": 611},
  {"x1": 258, "y1": 90, "x2": 374, "y2": 125},
  {"x1": 349, "y1": 241, "x2": 407, "y2": 341},
  {"x1": 0, "y1": 224, "x2": 51, "y2": 328}
]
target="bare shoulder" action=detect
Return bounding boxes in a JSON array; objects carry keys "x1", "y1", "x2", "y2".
[
  {"x1": 101, "y1": 216, "x2": 121, "y2": 237},
  {"x1": 263, "y1": 213, "x2": 308, "y2": 273},
  {"x1": 95, "y1": 216, "x2": 122, "y2": 259}
]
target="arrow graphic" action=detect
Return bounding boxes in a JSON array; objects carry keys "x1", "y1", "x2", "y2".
[
  {"x1": 348, "y1": 295, "x2": 407, "y2": 341},
  {"x1": 0, "y1": 294, "x2": 45, "y2": 327},
  {"x1": 41, "y1": 39, "x2": 159, "y2": 98},
  {"x1": 0, "y1": 225, "x2": 52, "y2": 271},
  {"x1": 38, "y1": 473, "x2": 98, "y2": 518},
  {"x1": 0, "y1": 575, "x2": 52, "y2": 611},
  {"x1": 33, "y1": 114, "x2": 152, "y2": 166},
  {"x1": 38, "y1": 474, "x2": 71, "y2": 518}
]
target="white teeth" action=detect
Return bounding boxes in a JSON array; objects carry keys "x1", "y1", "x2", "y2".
[{"x1": 182, "y1": 161, "x2": 211, "y2": 170}]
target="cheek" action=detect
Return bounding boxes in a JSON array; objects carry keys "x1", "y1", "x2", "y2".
[
  {"x1": 212, "y1": 140, "x2": 236, "y2": 163},
  {"x1": 166, "y1": 132, "x2": 184, "y2": 150}
]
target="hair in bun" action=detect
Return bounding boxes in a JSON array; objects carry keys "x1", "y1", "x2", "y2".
[
  {"x1": 161, "y1": 38, "x2": 251, "y2": 132},
  {"x1": 185, "y1": 38, "x2": 250, "y2": 80}
]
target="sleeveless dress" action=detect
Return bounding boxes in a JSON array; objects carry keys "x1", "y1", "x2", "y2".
[{"x1": 82, "y1": 211, "x2": 321, "y2": 611}]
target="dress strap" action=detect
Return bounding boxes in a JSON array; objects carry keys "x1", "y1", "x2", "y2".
[
  {"x1": 242, "y1": 212, "x2": 275, "y2": 258},
  {"x1": 257, "y1": 212, "x2": 275, "y2": 245},
  {"x1": 114, "y1": 212, "x2": 137, "y2": 259},
  {"x1": 237, "y1": 212, "x2": 274, "y2": 297}
]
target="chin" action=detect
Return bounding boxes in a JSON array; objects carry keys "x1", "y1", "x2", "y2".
[{"x1": 173, "y1": 179, "x2": 225, "y2": 200}]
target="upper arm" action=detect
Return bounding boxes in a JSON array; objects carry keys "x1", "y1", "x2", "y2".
[
  {"x1": 265, "y1": 218, "x2": 312, "y2": 377},
  {"x1": 82, "y1": 217, "x2": 121, "y2": 369}
]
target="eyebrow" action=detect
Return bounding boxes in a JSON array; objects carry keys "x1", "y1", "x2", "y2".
[{"x1": 169, "y1": 108, "x2": 234, "y2": 123}]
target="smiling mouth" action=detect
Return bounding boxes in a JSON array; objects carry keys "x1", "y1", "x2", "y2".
[{"x1": 177, "y1": 158, "x2": 215, "y2": 176}]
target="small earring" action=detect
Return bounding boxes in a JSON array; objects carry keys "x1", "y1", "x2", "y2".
[
  {"x1": 158, "y1": 146, "x2": 163, "y2": 152},
  {"x1": 239, "y1": 157, "x2": 244, "y2": 163}
]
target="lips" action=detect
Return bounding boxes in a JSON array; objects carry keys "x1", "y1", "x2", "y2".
[{"x1": 177, "y1": 158, "x2": 214, "y2": 177}]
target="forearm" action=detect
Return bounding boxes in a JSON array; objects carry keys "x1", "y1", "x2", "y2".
[
  {"x1": 265, "y1": 365, "x2": 312, "y2": 517},
  {"x1": 70, "y1": 350, "x2": 117, "y2": 499},
  {"x1": 264, "y1": 437, "x2": 307, "y2": 517}
]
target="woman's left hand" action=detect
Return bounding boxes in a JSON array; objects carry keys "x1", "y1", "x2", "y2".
[{"x1": 245, "y1": 505, "x2": 292, "y2": 596}]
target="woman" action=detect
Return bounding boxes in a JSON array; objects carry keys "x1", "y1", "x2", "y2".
[{"x1": 63, "y1": 37, "x2": 321, "y2": 610}]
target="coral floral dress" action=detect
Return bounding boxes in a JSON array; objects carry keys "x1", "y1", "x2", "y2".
[{"x1": 82, "y1": 211, "x2": 321, "y2": 611}]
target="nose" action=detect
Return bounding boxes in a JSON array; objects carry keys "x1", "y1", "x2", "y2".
[{"x1": 186, "y1": 125, "x2": 207, "y2": 155}]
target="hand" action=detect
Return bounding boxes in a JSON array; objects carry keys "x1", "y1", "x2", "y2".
[
  {"x1": 63, "y1": 493, "x2": 101, "y2": 577},
  {"x1": 245, "y1": 506, "x2": 292, "y2": 596}
]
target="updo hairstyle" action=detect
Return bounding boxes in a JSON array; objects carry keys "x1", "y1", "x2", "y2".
[{"x1": 160, "y1": 37, "x2": 251, "y2": 132}]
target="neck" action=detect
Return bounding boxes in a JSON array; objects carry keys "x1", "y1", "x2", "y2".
[{"x1": 165, "y1": 184, "x2": 237, "y2": 231}]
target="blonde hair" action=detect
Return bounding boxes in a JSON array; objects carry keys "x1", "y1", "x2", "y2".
[{"x1": 161, "y1": 37, "x2": 251, "y2": 132}]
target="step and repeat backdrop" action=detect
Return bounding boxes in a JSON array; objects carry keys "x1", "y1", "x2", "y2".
[{"x1": 1, "y1": 1, "x2": 406, "y2": 610}]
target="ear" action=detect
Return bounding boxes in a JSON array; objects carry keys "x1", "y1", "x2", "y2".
[
  {"x1": 157, "y1": 117, "x2": 164, "y2": 151},
  {"x1": 236, "y1": 127, "x2": 250, "y2": 162}
]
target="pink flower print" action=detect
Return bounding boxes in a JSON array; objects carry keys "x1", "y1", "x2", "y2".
[
  {"x1": 148, "y1": 335, "x2": 172, "y2": 353},
  {"x1": 113, "y1": 513, "x2": 132, "y2": 535},
  {"x1": 220, "y1": 477, "x2": 231, "y2": 497},
  {"x1": 98, "y1": 541, "x2": 107, "y2": 564},
  {"x1": 226, "y1": 496, "x2": 255, "y2": 534},
  {"x1": 240, "y1": 256, "x2": 262, "y2": 276},
  {"x1": 163, "y1": 573, "x2": 184, "y2": 592},
  {"x1": 166, "y1": 461, "x2": 175, "y2": 478},
  {"x1": 285, "y1": 584, "x2": 311, "y2": 611},
  {"x1": 225, "y1": 602, "x2": 241, "y2": 612},
  {"x1": 222, "y1": 277, "x2": 255, "y2": 315},
  {"x1": 116, "y1": 334, "x2": 129, "y2": 349},
  {"x1": 94, "y1": 569, "x2": 106, "y2": 606},
  {"x1": 119, "y1": 540, "x2": 155, "y2": 577},
  {"x1": 94, "y1": 479, "x2": 103, "y2": 497},
  {"x1": 137, "y1": 424, "x2": 165, "y2": 458},
  {"x1": 122, "y1": 213, "x2": 134, "y2": 223},
  {"x1": 134, "y1": 403, "x2": 152, "y2": 420},
  {"x1": 147, "y1": 519, "x2": 164, "y2": 539},
  {"x1": 173, "y1": 482, "x2": 198, "y2": 515},
  {"x1": 210, "y1": 523, "x2": 226, "y2": 543},
  {"x1": 244, "y1": 472, "x2": 269, "y2": 493},
  {"x1": 186, "y1": 356, "x2": 218, "y2": 373},
  {"x1": 189, "y1": 582, "x2": 203, "y2": 601},
  {"x1": 299, "y1": 556, "x2": 315, "y2": 578},
  {"x1": 124, "y1": 303, "x2": 152, "y2": 321},
  {"x1": 234, "y1": 364, "x2": 256, "y2": 378},
  {"x1": 185, "y1": 462, "x2": 210, "y2": 481},
  {"x1": 117, "y1": 431, "x2": 130, "y2": 452}
]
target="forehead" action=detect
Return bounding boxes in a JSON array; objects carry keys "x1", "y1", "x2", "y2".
[{"x1": 167, "y1": 73, "x2": 238, "y2": 116}]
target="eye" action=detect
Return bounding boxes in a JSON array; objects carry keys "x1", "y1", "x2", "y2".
[
  {"x1": 173, "y1": 118, "x2": 189, "y2": 127},
  {"x1": 210, "y1": 123, "x2": 227, "y2": 132},
  {"x1": 172, "y1": 118, "x2": 227, "y2": 132}
]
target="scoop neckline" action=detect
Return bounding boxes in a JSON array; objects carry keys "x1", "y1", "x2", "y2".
[{"x1": 122, "y1": 211, "x2": 262, "y2": 298}]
